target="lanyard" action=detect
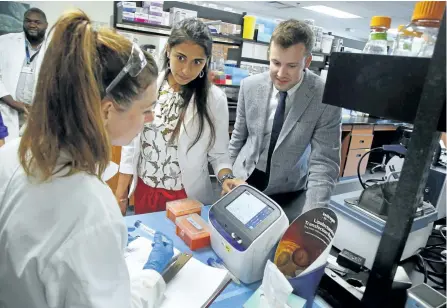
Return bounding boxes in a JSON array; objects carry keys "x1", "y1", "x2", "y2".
[{"x1": 25, "y1": 42, "x2": 41, "y2": 65}]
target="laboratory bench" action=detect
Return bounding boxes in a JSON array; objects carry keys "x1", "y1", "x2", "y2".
[
  {"x1": 124, "y1": 206, "x2": 332, "y2": 308},
  {"x1": 123, "y1": 203, "x2": 445, "y2": 308},
  {"x1": 124, "y1": 203, "x2": 445, "y2": 307}
]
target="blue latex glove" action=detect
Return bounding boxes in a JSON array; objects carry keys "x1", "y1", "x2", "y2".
[
  {"x1": 127, "y1": 227, "x2": 137, "y2": 246},
  {"x1": 128, "y1": 234, "x2": 137, "y2": 246},
  {"x1": 144, "y1": 232, "x2": 174, "y2": 273}
]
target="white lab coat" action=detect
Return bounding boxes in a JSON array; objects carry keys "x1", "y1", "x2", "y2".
[
  {"x1": 120, "y1": 73, "x2": 232, "y2": 205},
  {"x1": 0, "y1": 139, "x2": 165, "y2": 308},
  {"x1": 0, "y1": 32, "x2": 46, "y2": 141}
]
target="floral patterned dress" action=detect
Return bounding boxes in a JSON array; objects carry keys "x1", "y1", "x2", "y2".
[{"x1": 138, "y1": 79, "x2": 184, "y2": 190}]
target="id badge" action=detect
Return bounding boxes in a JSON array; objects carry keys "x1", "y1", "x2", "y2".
[{"x1": 21, "y1": 65, "x2": 33, "y2": 74}]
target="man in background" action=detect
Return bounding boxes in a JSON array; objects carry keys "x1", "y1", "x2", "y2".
[
  {"x1": 229, "y1": 19, "x2": 341, "y2": 220},
  {"x1": 0, "y1": 8, "x2": 48, "y2": 141}
]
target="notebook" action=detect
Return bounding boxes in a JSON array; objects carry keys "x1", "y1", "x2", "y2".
[{"x1": 125, "y1": 237, "x2": 231, "y2": 308}]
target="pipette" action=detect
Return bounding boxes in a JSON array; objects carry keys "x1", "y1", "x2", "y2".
[{"x1": 134, "y1": 220, "x2": 170, "y2": 244}]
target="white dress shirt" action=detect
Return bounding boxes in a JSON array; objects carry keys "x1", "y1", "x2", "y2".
[
  {"x1": 15, "y1": 40, "x2": 41, "y2": 105},
  {"x1": 257, "y1": 77, "x2": 303, "y2": 172},
  {"x1": 16, "y1": 40, "x2": 41, "y2": 129}
]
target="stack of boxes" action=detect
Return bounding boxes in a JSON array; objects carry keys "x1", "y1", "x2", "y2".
[
  {"x1": 213, "y1": 64, "x2": 249, "y2": 86},
  {"x1": 142, "y1": 1, "x2": 167, "y2": 26},
  {"x1": 119, "y1": 2, "x2": 244, "y2": 30},
  {"x1": 120, "y1": 1, "x2": 169, "y2": 26},
  {"x1": 212, "y1": 45, "x2": 239, "y2": 65},
  {"x1": 199, "y1": 18, "x2": 241, "y2": 36},
  {"x1": 255, "y1": 17, "x2": 278, "y2": 43},
  {"x1": 166, "y1": 199, "x2": 212, "y2": 251},
  {"x1": 169, "y1": 7, "x2": 197, "y2": 26},
  {"x1": 224, "y1": 66, "x2": 249, "y2": 86},
  {"x1": 121, "y1": 2, "x2": 137, "y2": 22}
]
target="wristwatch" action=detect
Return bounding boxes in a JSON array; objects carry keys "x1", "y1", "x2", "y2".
[{"x1": 218, "y1": 173, "x2": 235, "y2": 186}]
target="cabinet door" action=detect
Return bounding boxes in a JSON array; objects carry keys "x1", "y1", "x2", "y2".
[
  {"x1": 350, "y1": 134, "x2": 373, "y2": 150},
  {"x1": 343, "y1": 149, "x2": 370, "y2": 177}
]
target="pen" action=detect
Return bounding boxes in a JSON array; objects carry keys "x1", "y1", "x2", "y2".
[{"x1": 134, "y1": 220, "x2": 170, "y2": 244}]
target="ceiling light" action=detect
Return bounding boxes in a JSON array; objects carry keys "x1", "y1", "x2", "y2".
[
  {"x1": 267, "y1": 1, "x2": 298, "y2": 9},
  {"x1": 302, "y1": 5, "x2": 362, "y2": 19}
]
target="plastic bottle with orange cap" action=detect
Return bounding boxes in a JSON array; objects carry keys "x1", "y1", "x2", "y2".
[
  {"x1": 391, "y1": 24, "x2": 419, "y2": 57},
  {"x1": 363, "y1": 16, "x2": 392, "y2": 55},
  {"x1": 392, "y1": 1, "x2": 445, "y2": 58}
]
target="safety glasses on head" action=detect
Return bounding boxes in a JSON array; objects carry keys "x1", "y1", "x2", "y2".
[{"x1": 105, "y1": 43, "x2": 147, "y2": 94}]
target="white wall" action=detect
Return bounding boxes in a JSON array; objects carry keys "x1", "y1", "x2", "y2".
[{"x1": 25, "y1": 1, "x2": 115, "y2": 29}]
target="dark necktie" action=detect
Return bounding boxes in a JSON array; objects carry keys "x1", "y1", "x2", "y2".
[{"x1": 266, "y1": 91, "x2": 287, "y2": 177}]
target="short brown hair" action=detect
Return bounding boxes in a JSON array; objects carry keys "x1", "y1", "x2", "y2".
[
  {"x1": 271, "y1": 19, "x2": 315, "y2": 55},
  {"x1": 19, "y1": 10, "x2": 158, "y2": 181}
]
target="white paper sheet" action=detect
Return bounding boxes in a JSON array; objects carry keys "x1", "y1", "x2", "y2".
[
  {"x1": 162, "y1": 257, "x2": 229, "y2": 308},
  {"x1": 125, "y1": 237, "x2": 230, "y2": 308}
]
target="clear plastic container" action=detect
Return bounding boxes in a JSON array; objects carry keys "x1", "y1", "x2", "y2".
[
  {"x1": 363, "y1": 16, "x2": 392, "y2": 55},
  {"x1": 392, "y1": 1, "x2": 445, "y2": 58},
  {"x1": 312, "y1": 26, "x2": 323, "y2": 52},
  {"x1": 175, "y1": 213, "x2": 211, "y2": 250},
  {"x1": 391, "y1": 25, "x2": 419, "y2": 56},
  {"x1": 321, "y1": 34, "x2": 334, "y2": 54},
  {"x1": 166, "y1": 198, "x2": 202, "y2": 223}
]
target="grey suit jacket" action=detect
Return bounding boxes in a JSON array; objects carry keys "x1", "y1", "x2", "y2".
[{"x1": 229, "y1": 69, "x2": 342, "y2": 213}]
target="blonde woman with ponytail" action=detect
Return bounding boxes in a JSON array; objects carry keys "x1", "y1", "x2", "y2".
[{"x1": 0, "y1": 10, "x2": 172, "y2": 308}]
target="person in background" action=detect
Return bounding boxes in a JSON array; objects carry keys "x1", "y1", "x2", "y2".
[
  {"x1": 0, "y1": 10, "x2": 174, "y2": 308},
  {"x1": 0, "y1": 112, "x2": 7, "y2": 147},
  {"x1": 0, "y1": 8, "x2": 48, "y2": 141},
  {"x1": 116, "y1": 18, "x2": 240, "y2": 215},
  {"x1": 228, "y1": 19, "x2": 341, "y2": 220}
]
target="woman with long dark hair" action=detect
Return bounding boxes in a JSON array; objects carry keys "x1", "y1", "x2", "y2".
[{"x1": 116, "y1": 18, "x2": 240, "y2": 214}]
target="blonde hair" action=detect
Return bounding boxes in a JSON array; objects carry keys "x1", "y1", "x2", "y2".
[{"x1": 19, "y1": 10, "x2": 158, "y2": 181}]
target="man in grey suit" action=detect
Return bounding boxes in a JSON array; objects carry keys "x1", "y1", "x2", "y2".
[{"x1": 228, "y1": 19, "x2": 341, "y2": 220}]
